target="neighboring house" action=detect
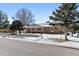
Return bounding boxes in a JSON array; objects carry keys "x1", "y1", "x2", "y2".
[
  {"x1": 23, "y1": 24, "x2": 53, "y2": 33},
  {"x1": 23, "y1": 23, "x2": 65, "y2": 34},
  {"x1": 51, "y1": 23, "x2": 64, "y2": 32}
]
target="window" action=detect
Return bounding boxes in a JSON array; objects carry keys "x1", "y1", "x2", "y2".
[
  {"x1": 38, "y1": 28, "x2": 41, "y2": 30},
  {"x1": 32, "y1": 28, "x2": 34, "y2": 30}
]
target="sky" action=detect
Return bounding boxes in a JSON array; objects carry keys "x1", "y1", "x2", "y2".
[{"x1": 0, "y1": 3, "x2": 78, "y2": 24}]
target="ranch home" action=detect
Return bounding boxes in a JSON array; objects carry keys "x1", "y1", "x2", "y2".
[
  {"x1": 23, "y1": 23, "x2": 64, "y2": 33},
  {"x1": 23, "y1": 24, "x2": 53, "y2": 33}
]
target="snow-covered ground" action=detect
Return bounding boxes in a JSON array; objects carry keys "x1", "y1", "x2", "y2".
[
  {"x1": 0, "y1": 32, "x2": 79, "y2": 49},
  {"x1": 0, "y1": 32, "x2": 78, "y2": 41}
]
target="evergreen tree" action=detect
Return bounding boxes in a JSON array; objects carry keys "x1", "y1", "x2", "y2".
[
  {"x1": 49, "y1": 3, "x2": 79, "y2": 41},
  {"x1": 3, "y1": 20, "x2": 9, "y2": 29},
  {"x1": 10, "y1": 20, "x2": 23, "y2": 35},
  {"x1": 0, "y1": 10, "x2": 9, "y2": 29}
]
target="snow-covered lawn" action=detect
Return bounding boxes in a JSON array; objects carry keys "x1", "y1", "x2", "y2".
[
  {"x1": 0, "y1": 32, "x2": 79, "y2": 49},
  {"x1": 0, "y1": 32, "x2": 79, "y2": 42}
]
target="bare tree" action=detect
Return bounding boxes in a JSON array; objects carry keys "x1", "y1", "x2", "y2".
[{"x1": 15, "y1": 8, "x2": 35, "y2": 26}]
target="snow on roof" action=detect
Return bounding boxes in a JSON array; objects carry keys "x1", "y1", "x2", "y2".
[
  {"x1": 54, "y1": 21, "x2": 64, "y2": 24},
  {"x1": 23, "y1": 24, "x2": 52, "y2": 28},
  {"x1": 23, "y1": 25, "x2": 43, "y2": 28},
  {"x1": 38, "y1": 23, "x2": 52, "y2": 27}
]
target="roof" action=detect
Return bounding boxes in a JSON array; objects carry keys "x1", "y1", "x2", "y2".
[
  {"x1": 40, "y1": 25, "x2": 52, "y2": 27},
  {"x1": 23, "y1": 25, "x2": 43, "y2": 28},
  {"x1": 23, "y1": 24, "x2": 52, "y2": 28}
]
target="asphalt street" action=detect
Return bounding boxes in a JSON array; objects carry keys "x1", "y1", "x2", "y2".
[{"x1": 0, "y1": 39, "x2": 79, "y2": 56}]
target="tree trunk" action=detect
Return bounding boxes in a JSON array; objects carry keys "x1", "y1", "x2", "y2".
[
  {"x1": 12, "y1": 31, "x2": 15, "y2": 35},
  {"x1": 77, "y1": 32, "x2": 79, "y2": 37},
  {"x1": 65, "y1": 28, "x2": 68, "y2": 41},
  {"x1": 19, "y1": 30, "x2": 21, "y2": 35},
  {"x1": 72, "y1": 32, "x2": 73, "y2": 37}
]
